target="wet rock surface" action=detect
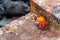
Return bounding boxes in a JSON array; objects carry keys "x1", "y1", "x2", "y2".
[
  {"x1": 0, "y1": 0, "x2": 30, "y2": 27},
  {"x1": 52, "y1": 4, "x2": 60, "y2": 24},
  {"x1": 0, "y1": 13, "x2": 60, "y2": 40}
]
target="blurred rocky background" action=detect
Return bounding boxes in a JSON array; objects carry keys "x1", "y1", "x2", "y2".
[
  {"x1": 0, "y1": 0, "x2": 30, "y2": 27},
  {"x1": 0, "y1": 0, "x2": 60, "y2": 40}
]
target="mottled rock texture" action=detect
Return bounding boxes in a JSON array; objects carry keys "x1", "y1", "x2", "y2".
[{"x1": 0, "y1": 13, "x2": 60, "y2": 40}]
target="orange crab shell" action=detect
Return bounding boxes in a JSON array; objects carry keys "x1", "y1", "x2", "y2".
[{"x1": 34, "y1": 15, "x2": 48, "y2": 29}]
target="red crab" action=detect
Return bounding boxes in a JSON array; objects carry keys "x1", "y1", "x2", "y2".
[{"x1": 34, "y1": 15, "x2": 49, "y2": 29}]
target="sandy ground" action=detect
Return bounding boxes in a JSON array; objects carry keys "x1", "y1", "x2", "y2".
[{"x1": 0, "y1": 13, "x2": 60, "y2": 40}]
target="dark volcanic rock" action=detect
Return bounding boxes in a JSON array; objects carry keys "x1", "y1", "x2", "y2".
[
  {"x1": 0, "y1": 4, "x2": 5, "y2": 14},
  {"x1": 0, "y1": 0, "x2": 30, "y2": 27},
  {"x1": 0, "y1": 0, "x2": 30, "y2": 17}
]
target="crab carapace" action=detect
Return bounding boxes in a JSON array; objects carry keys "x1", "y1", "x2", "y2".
[{"x1": 34, "y1": 15, "x2": 49, "y2": 30}]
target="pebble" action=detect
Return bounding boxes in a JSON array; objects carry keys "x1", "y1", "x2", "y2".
[
  {"x1": 6, "y1": 25, "x2": 18, "y2": 31},
  {"x1": 18, "y1": 20, "x2": 24, "y2": 25},
  {"x1": 0, "y1": 29, "x2": 3, "y2": 35}
]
